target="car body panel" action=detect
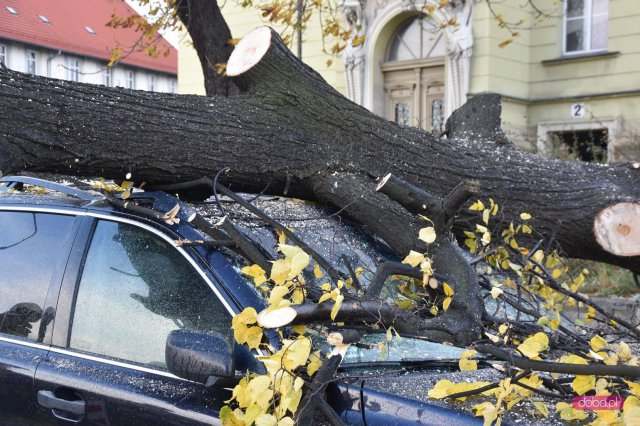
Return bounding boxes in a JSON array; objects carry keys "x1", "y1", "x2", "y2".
[{"x1": 0, "y1": 186, "x2": 484, "y2": 425}]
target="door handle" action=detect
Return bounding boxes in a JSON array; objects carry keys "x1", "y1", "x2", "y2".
[{"x1": 37, "y1": 390, "x2": 86, "y2": 415}]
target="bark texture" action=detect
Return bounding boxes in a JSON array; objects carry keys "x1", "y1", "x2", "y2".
[
  {"x1": 174, "y1": 0, "x2": 240, "y2": 96},
  {"x1": 1, "y1": 27, "x2": 639, "y2": 272}
]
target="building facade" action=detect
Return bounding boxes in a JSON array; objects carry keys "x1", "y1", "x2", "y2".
[
  {"x1": 179, "y1": 0, "x2": 640, "y2": 162},
  {"x1": 0, "y1": 0, "x2": 177, "y2": 93}
]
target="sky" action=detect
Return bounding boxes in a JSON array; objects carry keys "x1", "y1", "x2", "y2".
[{"x1": 125, "y1": 0, "x2": 181, "y2": 48}]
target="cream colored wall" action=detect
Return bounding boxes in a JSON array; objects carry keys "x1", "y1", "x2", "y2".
[
  {"x1": 529, "y1": 0, "x2": 640, "y2": 99},
  {"x1": 178, "y1": 1, "x2": 345, "y2": 96},
  {"x1": 469, "y1": 0, "x2": 640, "y2": 159},
  {"x1": 469, "y1": 1, "x2": 532, "y2": 100}
]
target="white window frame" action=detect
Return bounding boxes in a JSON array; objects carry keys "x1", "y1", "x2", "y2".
[
  {"x1": 26, "y1": 50, "x2": 36, "y2": 74},
  {"x1": 537, "y1": 117, "x2": 618, "y2": 160},
  {"x1": 168, "y1": 78, "x2": 176, "y2": 94},
  {"x1": 0, "y1": 44, "x2": 7, "y2": 67},
  {"x1": 126, "y1": 70, "x2": 135, "y2": 89},
  {"x1": 563, "y1": 0, "x2": 608, "y2": 55},
  {"x1": 103, "y1": 67, "x2": 112, "y2": 87},
  {"x1": 66, "y1": 56, "x2": 80, "y2": 82},
  {"x1": 147, "y1": 73, "x2": 156, "y2": 91}
]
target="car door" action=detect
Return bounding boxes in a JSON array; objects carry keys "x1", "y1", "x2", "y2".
[
  {"x1": 33, "y1": 215, "x2": 245, "y2": 425},
  {"x1": 0, "y1": 209, "x2": 80, "y2": 423}
]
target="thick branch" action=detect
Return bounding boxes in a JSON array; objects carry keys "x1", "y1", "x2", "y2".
[{"x1": 1, "y1": 26, "x2": 640, "y2": 271}]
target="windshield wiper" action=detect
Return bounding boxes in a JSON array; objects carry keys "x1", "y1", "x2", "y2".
[{"x1": 338, "y1": 358, "x2": 494, "y2": 371}]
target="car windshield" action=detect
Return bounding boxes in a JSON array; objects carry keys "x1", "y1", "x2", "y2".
[{"x1": 197, "y1": 196, "x2": 463, "y2": 364}]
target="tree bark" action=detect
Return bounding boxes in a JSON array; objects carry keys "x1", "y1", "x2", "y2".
[
  {"x1": 1, "y1": 27, "x2": 639, "y2": 272},
  {"x1": 174, "y1": 0, "x2": 241, "y2": 96}
]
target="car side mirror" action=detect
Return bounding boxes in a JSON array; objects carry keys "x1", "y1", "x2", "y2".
[{"x1": 165, "y1": 330, "x2": 234, "y2": 386}]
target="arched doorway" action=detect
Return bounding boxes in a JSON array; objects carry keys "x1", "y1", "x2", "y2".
[{"x1": 383, "y1": 15, "x2": 446, "y2": 132}]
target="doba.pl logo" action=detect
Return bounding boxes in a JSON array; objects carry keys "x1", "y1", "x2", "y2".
[{"x1": 572, "y1": 396, "x2": 624, "y2": 411}]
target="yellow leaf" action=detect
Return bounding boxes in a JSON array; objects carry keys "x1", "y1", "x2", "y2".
[
  {"x1": 291, "y1": 288, "x2": 305, "y2": 304},
  {"x1": 471, "y1": 401, "x2": 500, "y2": 426},
  {"x1": 623, "y1": 397, "x2": 640, "y2": 426},
  {"x1": 484, "y1": 331, "x2": 499, "y2": 343},
  {"x1": 318, "y1": 292, "x2": 334, "y2": 304},
  {"x1": 520, "y1": 212, "x2": 532, "y2": 220},
  {"x1": 419, "y1": 227, "x2": 437, "y2": 244},
  {"x1": 572, "y1": 375, "x2": 595, "y2": 395},
  {"x1": 533, "y1": 401, "x2": 548, "y2": 417},
  {"x1": 282, "y1": 337, "x2": 312, "y2": 371},
  {"x1": 559, "y1": 354, "x2": 588, "y2": 365},
  {"x1": 490, "y1": 287, "x2": 503, "y2": 299},
  {"x1": 245, "y1": 326, "x2": 263, "y2": 349},
  {"x1": 459, "y1": 350, "x2": 478, "y2": 371},
  {"x1": 531, "y1": 249, "x2": 544, "y2": 264},
  {"x1": 307, "y1": 351, "x2": 322, "y2": 376},
  {"x1": 625, "y1": 380, "x2": 640, "y2": 397},
  {"x1": 403, "y1": 250, "x2": 426, "y2": 267},
  {"x1": 331, "y1": 294, "x2": 344, "y2": 320},
  {"x1": 476, "y1": 224, "x2": 488, "y2": 233},
  {"x1": 482, "y1": 209, "x2": 490, "y2": 225},
  {"x1": 313, "y1": 262, "x2": 323, "y2": 278},
  {"x1": 276, "y1": 229, "x2": 287, "y2": 245},
  {"x1": 442, "y1": 296, "x2": 452, "y2": 311},
  {"x1": 428, "y1": 380, "x2": 493, "y2": 401},
  {"x1": 537, "y1": 316, "x2": 549, "y2": 327},
  {"x1": 556, "y1": 402, "x2": 588, "y2": 421},
  {"x1": 269, "y1": 285, "x2": 290, "y2": 306},
  {"x1": 255, "y1": 413, "x2": 277, "y2": 426},
  {"x1": 234, "y1": 307, "x2": 258, "y2": 325},
  {"x1": 242, "y1": 264, "x2": 268, "y2": 286},
  {"x1": 517, "y1": 332, "x2": 549, "y2": 359},
  {"x1": 443, "y1": 282, "x2": 454, "y2": 296},
  {"x1": 469, "y1": 200, "x2": 485, "y2": 211},
  {"x1": 270, "y1": 259, "x2": 290, "y2": 285},
  {"x1": 590, "y1": 335, "x2": 608, "y2": 352}
]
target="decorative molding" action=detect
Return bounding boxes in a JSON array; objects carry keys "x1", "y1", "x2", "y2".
[
  {"x1": 340, "y1": 0, "x2": 367, "y2": 105},
  {"x1": 443, "y1": 0, "x2": 473, "y2": 118}
]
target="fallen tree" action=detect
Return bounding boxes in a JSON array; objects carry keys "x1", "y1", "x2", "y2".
[
  {"x1": 0, "y1": 27, "x2": 639, "y2": 274},
  {"x1": 2, "y1": 29, "x2": 640, "y2": 421}
]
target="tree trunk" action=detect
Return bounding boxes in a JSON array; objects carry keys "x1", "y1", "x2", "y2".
[
  {"x1": 0, "y1": 27, "x2": 639, "y2": 272},
  {"x1": 174, "y1": 0, "x2": 241, "y2": 96}
]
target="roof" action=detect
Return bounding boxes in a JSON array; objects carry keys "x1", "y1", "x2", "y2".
[{"x1": 0, "y1": 0, "x2": 177, "y2": 74}]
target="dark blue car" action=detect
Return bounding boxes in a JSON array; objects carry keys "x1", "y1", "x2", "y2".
[{"x1": 0, "y1": 176, "x2": 482, "y2": 425}]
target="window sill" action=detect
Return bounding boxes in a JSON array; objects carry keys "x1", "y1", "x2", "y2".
[{"x1": 542, "y1": 51, "x2": 620, "y2": 66}]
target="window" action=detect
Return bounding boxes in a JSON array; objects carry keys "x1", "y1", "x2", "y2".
[
  {"x1": 126, "y1": 70, "x2": 135, "y2": 89},
  {"x1": 84, "y1": 26, "x2": 96, "y2": 35},
  {"x1": 0, "y1": 44, "x2": 6, "y2": 67},
  {"x1": 70, "y1": 220, "x2": 232, "y2": 369},
  {"x1": 147, "y1": 74, "x2": 156, "y2": 91},
  {"x1": 386, "y1": 15, "x2": 446, "y2": 62},
  {"x1": 0, "y1": 212, "x2": 76, "y2": 341},
  {"x1": 565, "y1": 0, "x2": 608, "y2": 54},
  {"x1": 66, "y1": 57, "x2": 80, "y2": 82},
  {"x1": 38, "y1": 15, "x2": 50, "y2": 24},
  {"x1": 550, "y1": 129, "x2": 608, "y2": 162},
  {"x1": 26, "y1": 50, "x2": 36, "y2": 74},
  {"x1": 168, "y1": 78, "x2": 176, "y2": 93},
  {"x1": 103, "y1": 67, "x2": 111, "y2": 87},
  {"x1": 6, "y1": 6, "x2": 17, "y2": 15}
]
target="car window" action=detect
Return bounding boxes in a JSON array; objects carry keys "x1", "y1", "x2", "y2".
[
  {"x1": 69, "y1": 220, "x2": 233, "y2": 369},
  {"x1": 0, "y1": 211, "x2": 75, "y2": 341}
]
